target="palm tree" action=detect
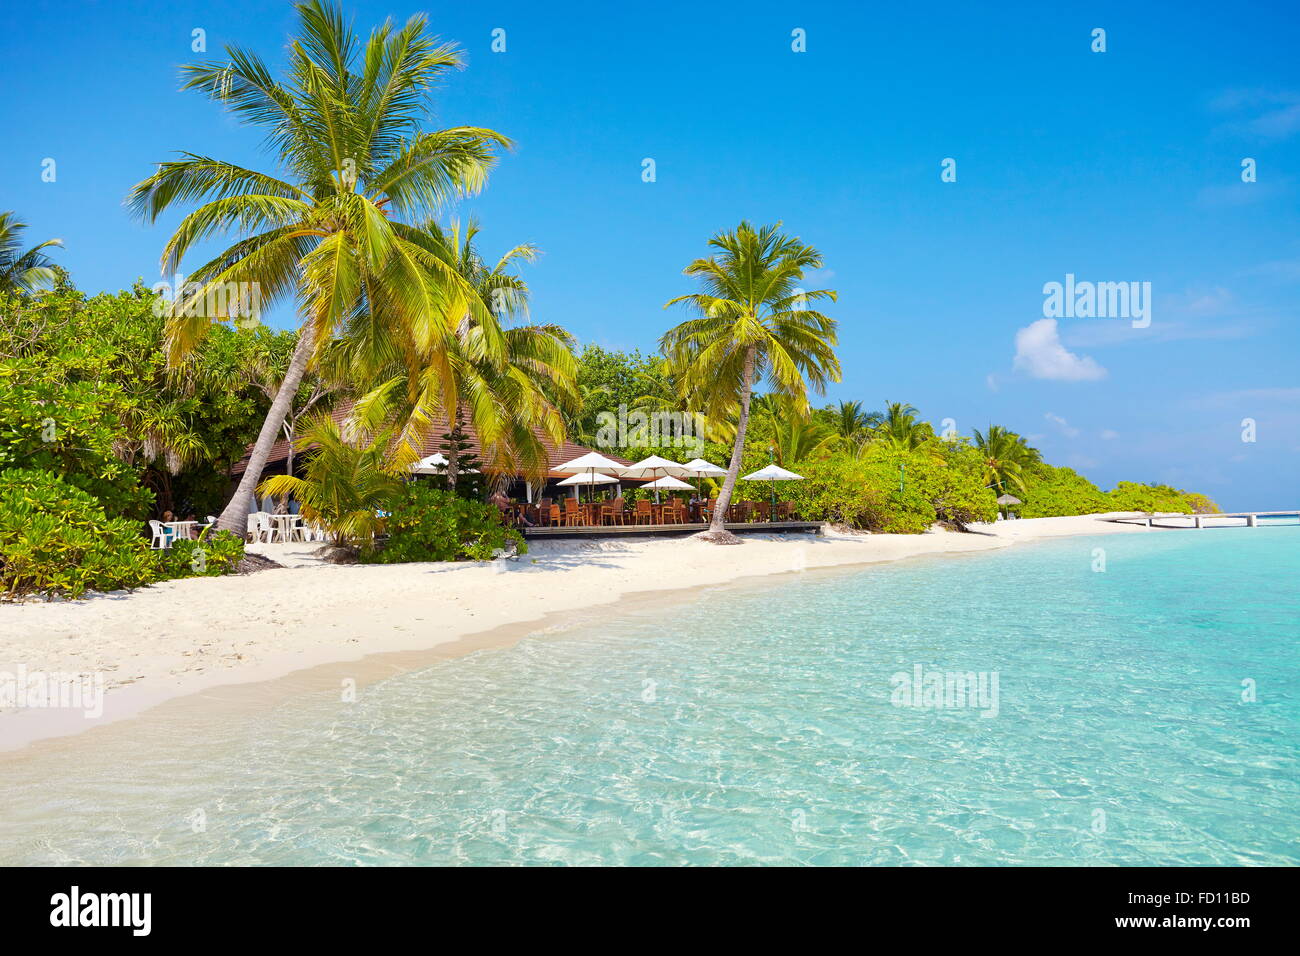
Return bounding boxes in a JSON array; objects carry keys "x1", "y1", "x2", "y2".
[
  {"x1": 662, "y1": 221, "x2": 840, "y2": 541},
  {"x1": 972, "y1": 424, "x2": 1042, "y2": 494},
  {"x1": 127, "y1": 0, "x2": 509, "y2": 533},
  {"x1": 258, "y1": 414, "x2": 403, "y2": 546},
  {"x1": 771, "y1": 416, "x2": 835, "y2": 467},
  {"x1": 0, "y1": 212, "x2": 62, "y2": 295},
  {"x1": 873, "y1": 401, "x2": 931, "y2": 453},
  {"x1": 830, "y1": 398, "x2": 875, "y2": 447},
  {"x1": 339, "y1": 220, "x2": 578, "y2": 487}
]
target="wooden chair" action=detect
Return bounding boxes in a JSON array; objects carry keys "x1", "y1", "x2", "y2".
[
  {"x1": 610, "y1": 498, "x2": 627, "y2": 525},
  {"x1": 663, "y1": 501, "x2": 686, "y2": 524},
  {"x1": 547, "y1": 503, "x2": 563, "y2": 527},
  {"x1": 634, "y1": 499, "x2": 654, "y2": 525},
  {"x1": 756, "y1": 501, "x2": 771, "y2": 522},
  {"x1": 562, "y1": 499, "x2": 584, "y2": 526},
  {"x1": 777, "y1": 501, "x2": 794, "y2": 521}
]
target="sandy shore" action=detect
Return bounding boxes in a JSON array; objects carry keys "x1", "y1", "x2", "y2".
[{"x1": 0, "y1": 514, "x2": 1154, "y2": 752}]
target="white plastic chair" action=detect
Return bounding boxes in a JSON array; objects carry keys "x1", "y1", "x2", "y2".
[
  {"x1": 248, "y1": 512, "x2": 275, "y2": 544},
  {"x1": 148, "y1": 520, "x2": 168, "y2": 549}
]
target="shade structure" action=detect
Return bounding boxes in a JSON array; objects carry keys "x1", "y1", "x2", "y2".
[
  {"x1": 742, "y1": 464, "x2": 805, "y2": 482},
  {"x1": 409, "y1": 452, "x2": 448, "y2": 475},
  {"x1": 553, "y1": 452, "x2": 626, "y2": 474},
  {"x1": 682, "y1": 458, "x2": 726, "y2": 477},
  {"x1": 642, "y1": 475, "x2": 694, "y2": 490},
  {"x1": 742, "y1": 463, "x2": 805, "y2": 521},
  {"x1": 553, "y1": 452, "x2": 627, "y2": 502},
  {"x1": 678, "y1": 457, "x2": 726, "y2": 499},
  {"x1": 409, "y1": 452, "x2": 478, "y2": 476},
  {"x1": 622, "y1": 455, "x2": 691, "y2": 502},
  {"x1": 557, "y1": 472, "x2": 619, "y2": 486},
  {"x1": 995, "y1": 493, "x2": 1023, "y2": 505}
]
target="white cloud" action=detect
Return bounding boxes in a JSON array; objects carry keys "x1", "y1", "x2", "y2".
[
  {"x1": 1013, "y1": 319, "x2": 1107, "y2": 382},
  {"x1": 985, "y1": 373, "x2": 1000, "y2": 392},
  {"x1": 1100, "y1": 429, "x2": 1119, "y2": 440},
  {"x1": 1045, "y1": 412, "x2": 1080, "y2": 437}
]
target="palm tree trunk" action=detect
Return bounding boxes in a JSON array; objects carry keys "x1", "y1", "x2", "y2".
[
  {"x1": 215, "y1": 330, "x2": 314, "y2": 534},
  {"x1": 710, "y1": 346, "x2": 755, "y2": 533}
]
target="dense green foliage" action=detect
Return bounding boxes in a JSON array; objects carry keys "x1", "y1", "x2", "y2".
[
  {"x1": 258, "y1": 416, "x2": 403, "y2": 548},
  {"x1": 0, "y1": 280, "x2": 272, "y2": 595},
  {"x1": 156, "y1": 531, "x2": 246, "y2": 580},
  {"x1": 0, "y1": 468, "x2": 158, "y2": 599},
  {"x1": 366, "y1": 484, "x2": 525, "y2": 563}
]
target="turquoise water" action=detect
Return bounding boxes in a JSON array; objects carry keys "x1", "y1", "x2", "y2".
[{"x1": 2, "y1": 529, "x2": 1296, "y2": 865}]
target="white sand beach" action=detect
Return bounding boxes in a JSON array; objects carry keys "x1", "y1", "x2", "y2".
[{"x1": 0, "y1": 514, "x2": 1156, "y2": 753}]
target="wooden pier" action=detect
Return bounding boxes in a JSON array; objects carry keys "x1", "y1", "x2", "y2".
[
  {"x1": 1104, "y1": 511, "x2": 1299, "y2": 530},
  {"x1": 523, "y1": 520, "x2": 822, "y2": 540}
]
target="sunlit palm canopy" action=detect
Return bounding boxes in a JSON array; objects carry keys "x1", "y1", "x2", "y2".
[
  {"x1": 0, "y1": 212, "x2": 62, "y2": 295},
  {"x1": 331, "y1": 220, "x2": 578, "y2": 482},
  {"x1": 972, "y1": 424, "x2": 1042, "y2": 493},
  {"x1": 126, "y1": 0, "x2": 510, "y2": 392},
  {"x1": 661, "y1": 220, "x2": 840, "y2": 419}
]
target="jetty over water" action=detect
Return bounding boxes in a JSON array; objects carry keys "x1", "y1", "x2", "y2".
[{"x1": 1104, "y1": 511, "x2": 1300, "y2": 530}]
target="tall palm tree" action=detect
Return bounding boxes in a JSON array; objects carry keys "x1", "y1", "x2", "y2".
[
  {"x1": 771, "y1": 416, "x2": 836, "y2": 467},
  {"x1": 873, "y1": 401, "x2": 930, "y2": 452},
  {"x1": 662, "y1": 221, "x2": 840, "y2": 541},
  {"x1": 340, "y1": 220, "x2": 577, "y2": 486},
  {"x1": 0, "y1": 212, "x2": 62, "y2": 295},
  {"x1": 972, "y1": 424, "x2": 1042, "y2": 493},
  {"x1": 127, "y1": 0, "x2": 509, "y2": 532},
  {"x1": 831, "y1": 399, "x2": 875, "y2": 446}
]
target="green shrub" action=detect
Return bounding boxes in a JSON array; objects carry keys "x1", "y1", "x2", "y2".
[
  {"x1": 1020, "y1": 465, "x2": 1110, "y2": 518},
  {"x1": 365, "y1": 484, "x2": 526, "y2": 564},
  {"x1": 156, "y1": 530, "x2": 245, "y2": 580},
  {"x1": 0, "y1": 468, "x2": 158, "y2": 599}
]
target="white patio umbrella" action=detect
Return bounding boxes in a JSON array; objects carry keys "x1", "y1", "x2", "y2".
[
  {"x1": 557, "y1": 470, "x2": 619, "y2": 502},
  {"x1": 681, "y1": 457, "x2": 726, "y2": 497},
  {"x1": 642, "y1": 475, "x2": 694, "y2": 490},
  {"x1": 622, "y1": 454, "x2": 691, "y2": 503},
  {"x1": 554, "y1": 453, "x2": 627, "y2": 502},
  {"x1": 409, "y1": 452, "x2": 448, "y2": 475},
  {"x1": 409, "y1": 452, "x2": 479, "y2": 476},
  {"x1": 741, "y1": 463, "x2": 805, "y2": 520}
]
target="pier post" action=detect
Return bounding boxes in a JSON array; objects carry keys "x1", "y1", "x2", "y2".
[
  {"x1": 1247, "y1": 514, "x2": 1257, "y2": 527},
  {"x1": 1145, "y1": 517, "x2": 1152, "y2": 527},
  {"x1": 1194, "y1": 515, "x2": 1202, "y2": 528}
]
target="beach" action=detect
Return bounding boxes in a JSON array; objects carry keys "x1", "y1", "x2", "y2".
[{"x1": 0, "y1": 514, "x2": 1157, "y2": 754}]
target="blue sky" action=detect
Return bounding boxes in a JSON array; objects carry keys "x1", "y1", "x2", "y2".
[{"x1": 4, "y1": 0, "x2": 1298, "y2": 509}]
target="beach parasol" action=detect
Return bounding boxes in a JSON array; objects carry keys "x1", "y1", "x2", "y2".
[
  {"x1": 996, "y1": 493, "x2": 1022, "y2": 519},
  {"x1": 557, "y1": 470, "x2": 620, "y2": 501},
  {"x1": 681, "y1": 457, "x2": 726, "y2": 497},
  {"x1": 621, "y1": 454, "x2": 690, "y2": 503},
  {"x1": 742, "y1": 463, "x2": 805, "y2": 521},
  {"x1": 554, "y1": 452, "x2": 627, "y2": 502}
]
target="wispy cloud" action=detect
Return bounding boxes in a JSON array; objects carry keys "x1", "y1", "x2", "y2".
[
  {"x1": 1208, "y1": 88, "x2": 1300, "y2": 140},
  {"x1": 1012, "y1": 319, "x2": 1106, "y2": 382},
  {"x1": 1045, "y1": 412, "x2": 1080, "y2": 437}
]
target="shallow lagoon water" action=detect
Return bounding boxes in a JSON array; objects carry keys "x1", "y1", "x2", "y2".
[{"x1": 1, "y1": 529, "x2": 1295, "y2": 865}]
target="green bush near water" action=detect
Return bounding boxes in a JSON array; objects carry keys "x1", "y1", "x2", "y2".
[
  {"x1": 156, "y1": 531, "x2": 245, "y2": 579},
  {"x1": 365, "y1": 484, "x2": 526, "y2": 564},
  {"x1": 0, "y1": 468, "x2": 158, "y2": 599}
]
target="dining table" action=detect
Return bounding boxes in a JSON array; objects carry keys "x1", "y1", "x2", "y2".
[{"x1": 269, "y1": 513, "x2": 304, "y2": 542}]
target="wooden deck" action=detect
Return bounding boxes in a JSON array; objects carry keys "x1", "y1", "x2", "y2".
[{"x1": 523, "y1": 520, "x2": 822, "y2": 539}]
